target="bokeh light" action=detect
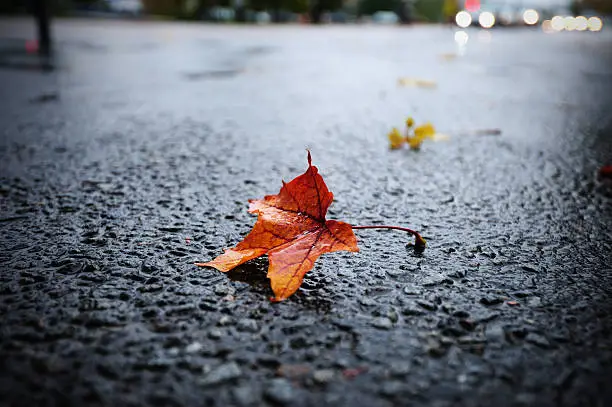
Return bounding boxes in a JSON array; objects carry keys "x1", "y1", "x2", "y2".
[
  {"x1": 575, "y1": 16, "x2": 588, "y2": 31},
  {"x1": 541, "y1": 20, "x2": 553, "y2": 33},
  {"x1": 588, "y1": 16, "x2": 603, "y2": 32},
  {"x1": 564, "y1": 16, "x2": 577, "y2": 31},
  {"x1": 551, "y1": 16, "x2": 565, "y2": 31},
  {"x1": 454, "y1": 30, "x2": 469, "y2": 46},
  {"x1": 479, "y1": 11, "x2": 495, "y2": 29},
  {"x1": 523, "y1": 9, "x2": 539, "y2": 25},
  {"x1": 465, "y1": 0, "x2": 480, "y2": 12},
  {"x1": 25, "y1": 40, "x2": 39, "y2": 54},
  {"x1": 455, "y1": 11, "x2": 472, "y2": 28}
]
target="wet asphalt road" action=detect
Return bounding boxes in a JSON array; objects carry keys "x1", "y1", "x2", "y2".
[{"x1": 1, "y1": 18, "x2": 612, "y2": 407}]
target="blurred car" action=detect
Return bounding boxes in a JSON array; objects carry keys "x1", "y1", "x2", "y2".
[
  {"x1": 371, "y1": 11, "x2": 399, "y2": 24},
  {"x1": 496, "y1": 6, "x2": 522, "y2": 26},
  {"x1": 107, "y1": 0, "x2": 142, "y2": 16}
]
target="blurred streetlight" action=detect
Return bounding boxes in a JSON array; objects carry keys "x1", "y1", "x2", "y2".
[
  {"x1": 588, "y1": 16, "x2": 603, "y2": 31},
  {"x1": 522, "y1": 9, "x2": 539, "y2": 25},
  {"x1": 564, "y1": 16, "x2": 577, "y2": 31},
  {"x1": 551, "y1": 15, "x2": 564, "y2": 31},
  {"x1": 479, "y1": 11, "x2": 495, "y2": 28},
  {"x1": 455, "y1": 11, "x2": 472, "y2": 28},
  {"x1": 575, "y1": 16, "x2": 588, "y2": 31}
]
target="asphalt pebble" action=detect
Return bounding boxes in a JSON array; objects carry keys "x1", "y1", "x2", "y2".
[
  {"x1": 185, "y1": 342, "x2": 203, "y2": 353},
  {"x1": 371, "y1": 317, "x2": 393, "y2": 330},
  {"x1": 312, "y1": 369, "x2": 335, "y2": 384},
  {"x1": 214, "y1": 284, "x2": 235, "y2": 296},
  {"x1": 218, "y1": 316, "x2": 234, "y2": 326},
  {"x1": 237, "y1": 318, "x2": 259, "y2": 333},
  {"x1": 208, "y1": 329, "x2": 222, "y2": 340},
  {"x1": 264, "y1": 378, "x2": 294, "y2": 405},
  {"x1": 200, "y1": 362, "x2": 242, "y2": 386},
  {"x1": 389, "y1": 361, "x2": 411, "y2": 377},
  {"x1": 480, "y1": 297, "x2": 504, "y2": 306},
  {"x1": 232, "y1": 385, "x2": 260, "y2": 407},
  {"x1": 526, "y1": 333, "x2": 552, "y2": 349},
  {"x1": 417, "y1": 300, "x2": 438, "y2": 311}
]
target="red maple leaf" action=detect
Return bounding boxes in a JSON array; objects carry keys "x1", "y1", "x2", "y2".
[{"x1": 197, "y1": 152, "x2": 425, "y2": 301}]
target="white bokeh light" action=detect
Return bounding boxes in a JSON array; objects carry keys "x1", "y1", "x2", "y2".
[
  {"x1": 455, "y1": 11, "x2": 472, "y2": 28},
  {"x1": 588, "y1": 16, "x2": 603, "y2": 32},
  {"x1": 523, "y1": 9, "x2": 539, "y2": 25},
  {"x1": 479, "y1": 11, "x2": 495, "y2": 29},
  {"x1": 575, "y1": 16, "x2": 588, "y2": 31},
  {"x1": 551, "y1": 16, "x2": 564, "y2": 31}
]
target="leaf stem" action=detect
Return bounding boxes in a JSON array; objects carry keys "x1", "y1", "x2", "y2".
[{"x1": 351, "y1": 225, "x2": 426, "y2": 249}]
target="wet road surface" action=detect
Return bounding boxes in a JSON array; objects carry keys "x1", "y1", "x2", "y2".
[{"x1": 1, "y1": 18, "x2": 611, "y2": 407}]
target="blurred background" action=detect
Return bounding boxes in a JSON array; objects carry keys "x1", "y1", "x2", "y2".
[{"x1": 1, "y1": 0, "x2": 610, "y2": 26}]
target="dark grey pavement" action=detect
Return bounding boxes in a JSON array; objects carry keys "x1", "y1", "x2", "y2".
[{"x1": 1, "y1": 18, "x2": 611, "y2": 407}]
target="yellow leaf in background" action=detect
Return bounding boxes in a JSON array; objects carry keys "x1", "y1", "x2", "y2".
[
  {"x1": 406, "y1": 135, "x2": 425, "y2": 150},
  {"x1": 439, "y1": 53, "x2": 458, "y2": 61},
  {"x1": 397, "y1": 78, "x2": 437, "y2": 89},
  {"x1": 388, "y1": 119, "x2": 441, "y2": 151},
  {"x1": 414, "y1": 122, "x2": 436, "y2": 140},
  {"x1": 432, "y1": 133, "x2": 450, "y2": 141},
  {"x1": 388, "y1": 127, "x2": 405, "y2": 149}
]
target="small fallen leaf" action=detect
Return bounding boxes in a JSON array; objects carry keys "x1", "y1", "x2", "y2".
[
  {"x1": 388, "y1": 117, "x2": 440, "y2": 150},
  {"x1": 342, "y1": 366, "x2": 368, "y2": 379},
  {"x1": 397, "y1": 77, "x2": 437, "y2": 89},
  {"x1": 388, "y1": 127, "x2": 404, "y2": 150},
  {"x1": 408, "y1": 122, "x2": 437, "y2": 149}
]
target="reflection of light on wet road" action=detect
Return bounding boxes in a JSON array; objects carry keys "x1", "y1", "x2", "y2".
[
  {"x1": 523, "y1": 9, "x2": 539, "y2": 25},
  {"x1": 478, "y1": 30, "x2": 492, "y2": 43},
  {"x1": 455, "y1": 11, "x2": 472, "y2": 28},
  {"x1": 479, "y1": 11, "x2": 495, "y2": 29},
  {"x1": 588, "y1": 17, "x2": 603, "y2": 32},
  {"x1": 575, "y1": 16, "x2": 588, "y2": 31},
  {"x1": 454, "y1": 30, "x2": 469, "y2": 46}
]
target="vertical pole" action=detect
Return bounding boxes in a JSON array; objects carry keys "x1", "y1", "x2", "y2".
[{"x1": 34, "y1": 0, "x2": 51, "y2": 56}]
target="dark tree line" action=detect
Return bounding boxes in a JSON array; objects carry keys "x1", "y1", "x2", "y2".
[{"x1": 186, "y1": 0, "x2": 341, "y2": 23}]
